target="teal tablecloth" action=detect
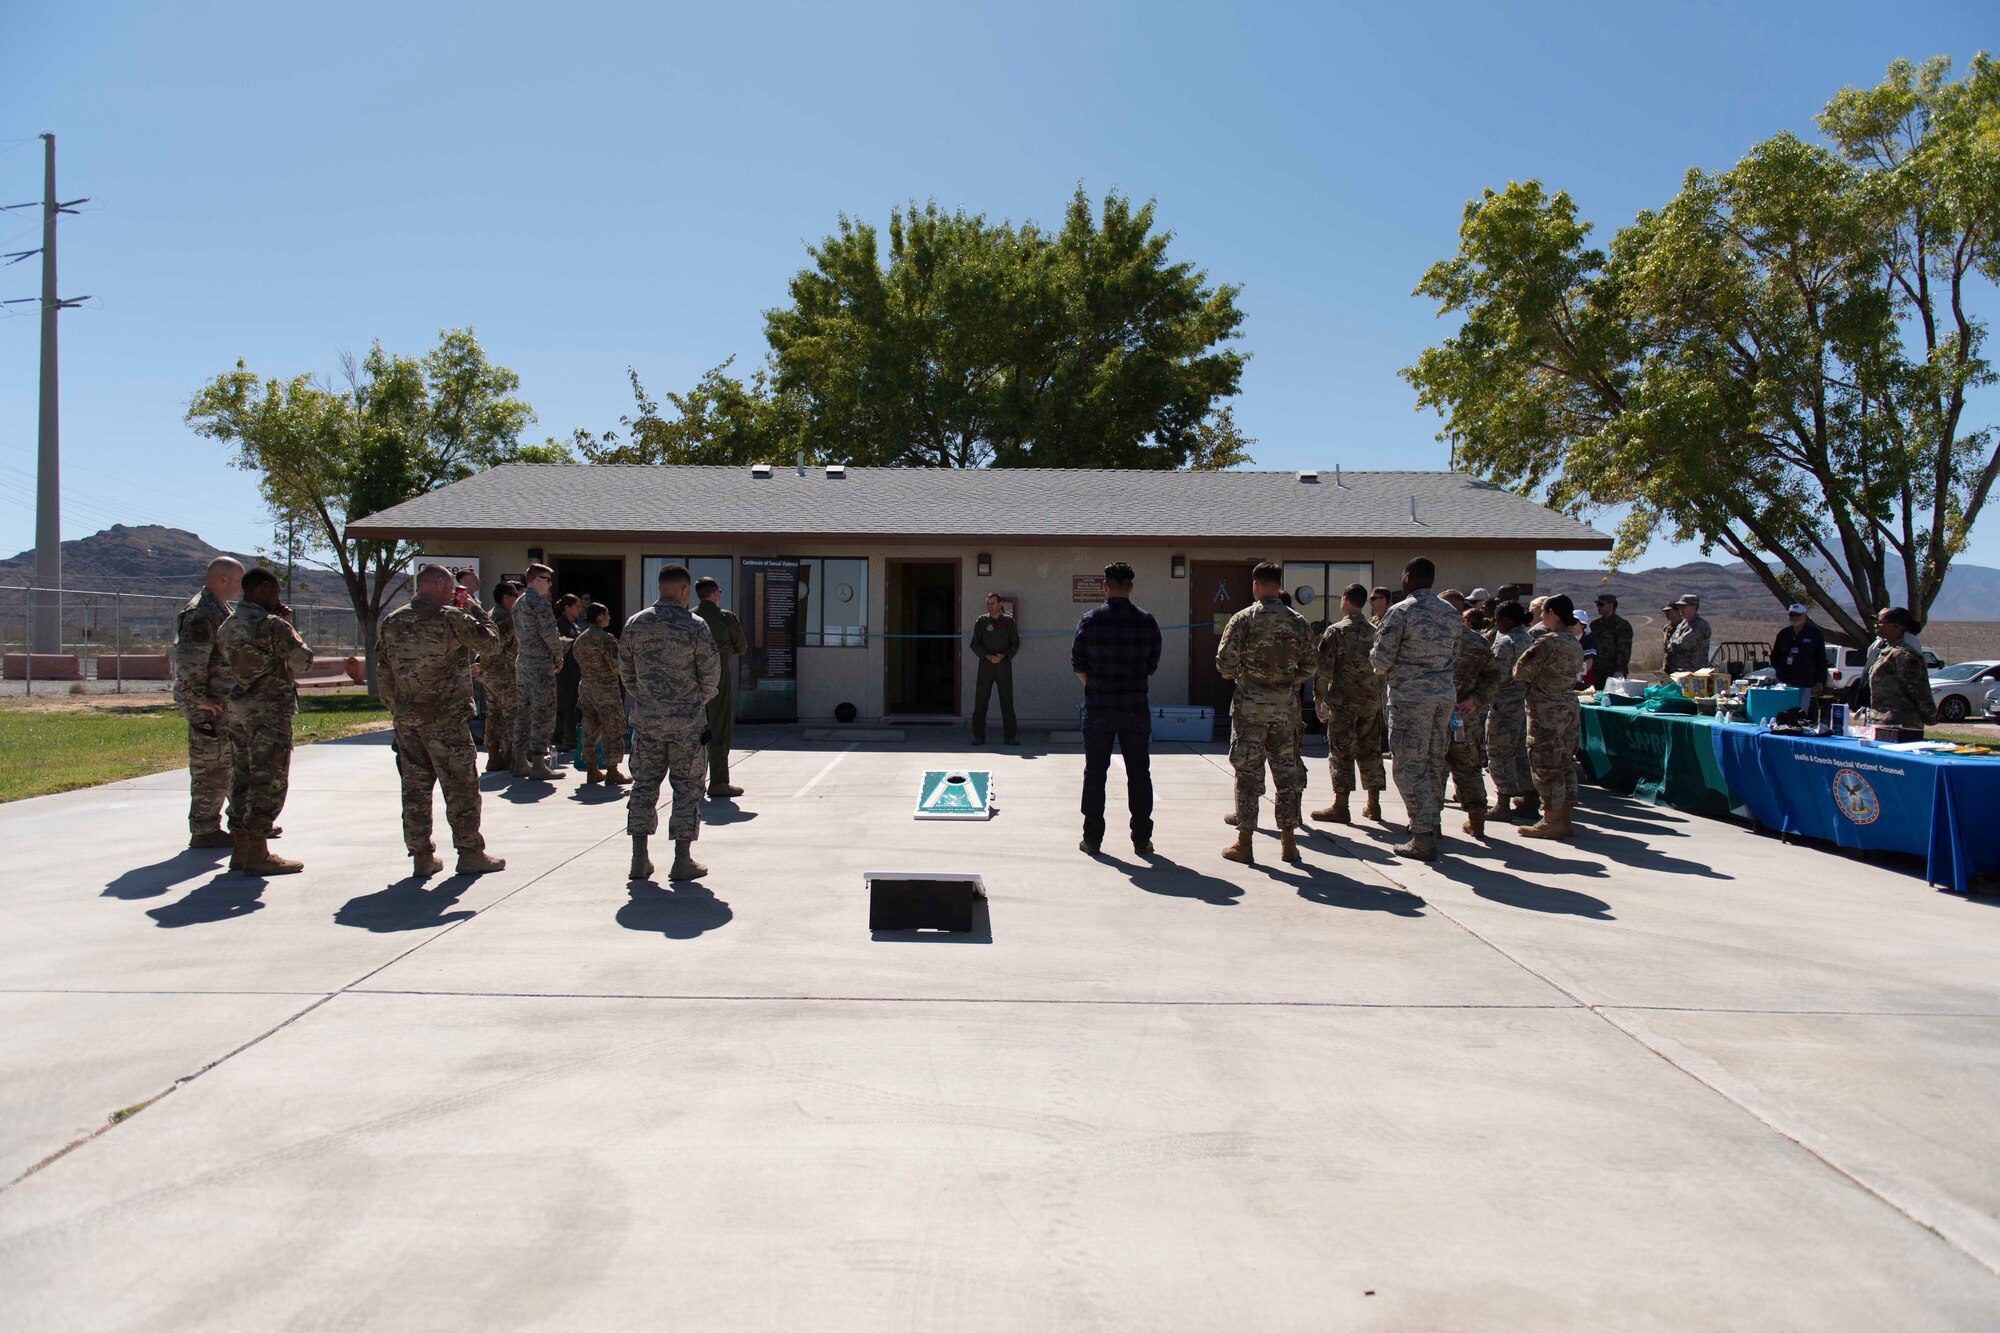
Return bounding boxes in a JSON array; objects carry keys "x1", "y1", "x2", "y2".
[{"x1": 1577, "y1": 701, "x2": 1742, "y2": 819}]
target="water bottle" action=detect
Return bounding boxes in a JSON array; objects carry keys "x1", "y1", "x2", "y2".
[{"x1": 1450, "y1": 710, "x2": 1463, "y2": 742}]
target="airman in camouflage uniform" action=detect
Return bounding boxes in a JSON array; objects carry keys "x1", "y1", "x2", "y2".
[
  {"x1": 378, "y1": 565, "x2": 507, "y2": 877},
  {"x1": 694, "y1": 576, "x2": 749, "y2": 795},
  {"x1": 510, "y1": 565, "x2": 568, "y2": 780},
  {"x1": 1310, "y1": 583, "x2": 1385, "y2": 825},
  {"x1": 1514, "y1": 595, "x2": 1586, "y2": 839},
  {"x1": 173, "y1": 557, "x2": 243, "y2": 849},
  {"x1": 1447, "y1": 611, "x2": 1507, "y2": 836},
  {"x1": 1216, "y1": 564, "x2": 1316, "y2": 864},
  {"x1": 480, "y1": 581, "x2": 520, "y2": 773},
  {"x1": 1369, "y1": 558, "x2": 1463, "y2": 860},
  {"x1": 216, "y1": 569, "x2": 313, "y2": 875},
  {"x1": 619, "y1": 565, "x2": 721, "y2": 882},
  {"x1": 1486, "y1": 604, "x2": 1537, "y2": 821},
  {"x1": 1663, "y1": 595, "x2": 1712, "y2": 673},
  {"x1": 571, "y1": 604, "x2": 629, "y2": 785}
]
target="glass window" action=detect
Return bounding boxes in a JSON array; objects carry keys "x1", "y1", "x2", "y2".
[
  {"x1": 1282, "y1": 561, "x2": 1373, "y2": 631},
  {"x1": 798, "y1": 557, "x2": 868, "y2": 647},
  {"x1": 642, "y1": 556, "x2": 732, "y2": 607}
]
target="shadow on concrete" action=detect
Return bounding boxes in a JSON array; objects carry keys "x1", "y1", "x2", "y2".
[
  {"x1": 701, "y1": 799, "x2": 760, "y2": 826},
  {"x1": 498, "y1": 779, "x2": 563, "y2": 804},
  {"x1": 871, "y1": 897, "x2": 994, "y2": 943},
  {"x1": 1096, "y1": 850, "x2": 1244, "y2": 906},
  {"x1": 103, "y1": 848, "x2": 228, "y2": 901},
  {"x1": 1572, "y1": 803, "x2": 1695, "y2": 837},
  {"x1": 1268, "y1": 861, "x2": 1427, "y2": 916},
  {"x1": 1576, "y1": 826, "x2": 1732, "y2": 881},
  {"x1": 1432, "y1": 859, "x2": 1616, "y2": 919},
  {"x1": 568, "y1": 783, "x2": 629, "y2": 806},
  {"x1": 334, "y1": 875, "x2": 476, "y2": 932},
  {"x1": 618, "y1": 881, "x2": 734, "y2": 939},
  {"x1": 146, "y1": 873, "x2": 267, "y2": 928},
  {"x1": 1454, "y1": 833, "x2": 1608, "y2": 879}
]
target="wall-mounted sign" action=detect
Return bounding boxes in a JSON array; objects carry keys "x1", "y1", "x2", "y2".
[
  {"x1": 738, "y1": 557, "x2": 800, "y2": 722},
  {"x1": 1072, "y1": 575, "x2": 1105, "y2": 604}
]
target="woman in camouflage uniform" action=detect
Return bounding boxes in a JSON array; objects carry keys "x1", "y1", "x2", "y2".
[
  {"x1": 1512, "y1": 595, "x2": 1585, "y2": 840},
  {"x1": 571, "y1": 603, "x2": 629, "y2": 785},
  {"x1": 480, "y1": 580, "x2": 521, "y2": 774},
  {"x1": 1867, "y1": 608, "x2": 1938, "y2": 732}
]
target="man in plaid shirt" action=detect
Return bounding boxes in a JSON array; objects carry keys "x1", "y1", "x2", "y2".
[{"x1": 1071, "y1": 561, "x2": 1163, "y2": 855}]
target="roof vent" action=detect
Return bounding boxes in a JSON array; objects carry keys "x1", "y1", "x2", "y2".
[
  {"x1": 750, "y1": 462, "x2": 772, "y2": 479},
  {"x1": 825, "y1": 463, "x2": 846, "y2": 478},
  {"x1": 1297, "y1": 470, "x2": 1319, "y2": 484}
]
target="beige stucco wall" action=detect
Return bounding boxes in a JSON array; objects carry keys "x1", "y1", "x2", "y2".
[{"x1": 422, "y1": 539, "x2": 1539, "y2": 725}]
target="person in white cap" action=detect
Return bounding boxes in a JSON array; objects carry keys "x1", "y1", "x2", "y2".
[{"x1": 1771, "y1": 604, "x2": 1828, "y2": 693}]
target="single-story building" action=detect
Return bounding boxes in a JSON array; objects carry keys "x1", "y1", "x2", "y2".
[{"x1": 346, "y1": 463, "x2": 1612, "y2": 727}]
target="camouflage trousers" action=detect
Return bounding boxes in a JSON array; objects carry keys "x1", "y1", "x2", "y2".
[
  {"x1": 187, "y1": 719, "x2": 231, "y2": 835},
  {"x1": 1229, "y1": 707, "x2": 1307, "y2": 832},
  {"x1": 1527, "y1": 701, "x2": 1581, "y2": 810},
  {"x1": 483, "y1": 697, "x2": 515, "y2": 768},
  {"x1": 1324, "y1": 704, "x2": 1386, "y2": 793},
  {"x1": 578, "y1": 683, "x2": 625, "y2": 767},
  {"x1": 1387, "y1": 696, "x2": 1452, "y2": 835},
  {"x1": 1445, "y1": 705, "x2": 1489, "y2": 814},
  {"x1": 627, "y1": 726, "x2": 708, "y2": 840},
  {"x1": 513, "y1": 667, "x2": 555, "y2": 764},
  {"x1": 1485, "y1": 697, "x2": 1532, "y2": 797},
  {"x1": 394, "y1": 716, "x2": 485, "y2": 854},
  {"x1": 225, "y1": 713, "x2": 293, "y2": 838}
]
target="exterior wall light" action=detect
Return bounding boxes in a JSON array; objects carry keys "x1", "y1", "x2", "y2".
[
  {"x1": 1171, "y1": 554, "x2": 1187, "y2": 579},
  {"x1": 976, "y1": 552, "x2": 992, "y2": 577}
]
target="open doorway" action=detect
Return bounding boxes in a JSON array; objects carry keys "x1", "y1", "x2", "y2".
[
  {"x1": 553, "y1": 557, "x2": 625, "y2": 630},
  {"x1": 885, "y1": 560, "x2": 959, "y2": 715},
  {"x1": 1188, "y1": 561, "x2": 1255, "y2": 722}
]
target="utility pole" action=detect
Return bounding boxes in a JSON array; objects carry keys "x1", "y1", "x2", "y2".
[{"x1": 4, "y1": 135, "x2": 90, "y2": 653}]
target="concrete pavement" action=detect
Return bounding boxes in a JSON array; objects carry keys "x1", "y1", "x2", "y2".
[{"x1": 2, "y1": 730, "x2": 1998, "y2": 1329}]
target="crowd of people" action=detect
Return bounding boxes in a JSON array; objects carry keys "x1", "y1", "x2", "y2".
[
  {"x1": 1067, "y1": 559, "x2": 1614, "y2": 864},
  {"x1": 174, "y1": 557, "x2": 741, "y2": 884},
  {"x1": 171, "y1": 549, "x2": 1944, "y2": 887}
]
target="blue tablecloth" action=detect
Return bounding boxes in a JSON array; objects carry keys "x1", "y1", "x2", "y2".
[{"x1": 1710, "y1": 729, "x2": 2000, "y2": 894}]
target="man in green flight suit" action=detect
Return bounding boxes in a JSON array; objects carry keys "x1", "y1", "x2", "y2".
[
  {"x1": 693, "y1": 575, "x2": 748, "y2": 797},
  {"x1": 969, "y1": 592, "x2": 1021, "y2": 745}
]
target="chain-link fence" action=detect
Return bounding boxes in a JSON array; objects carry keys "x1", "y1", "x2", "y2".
[{"x1": 0, "y1": 584, "x2": 369, "y2": 695}]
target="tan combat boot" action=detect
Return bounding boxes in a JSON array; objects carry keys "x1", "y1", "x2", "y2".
[
  {"x1": 411, "y1": 847, "x2": 444, "y2": 877},
  {"x1": 603, "y1": 765, "x2": 630, "y2": 785},
  {"x1": 1223, "y1": 811, "x2": 1238, "y2": 827},
  {"x1": 585, "y1": 763, "x2": 604, "y2": 785},
  {"x1": 190, "y1": 829, "x2": 234, "y2": 850},
  {"x1": 708, "y1": 782, "x2": 744, "y2": 798},
  {"x1": 229, "y1": 830, "x2": 251, "y2": 872},
  {"x1": 1279, "y1": 829, "x2": 1302, "y2": 863},
  {"x1": 1519, "y1": 803, "x2": 1574, "y2": 840},
  {"x1": 241, "y1": 835, "x2": 303, "y2": 876},
  {"x1": 1511, "y1": 794, "x2": 1541, "y2": 824},
  {"x1": 1311, "y1": 792, "x2": 1351, "y2": 823},
  {"x1": 1392, "y1": 830, "x2": 1439, "y2": 861},
  {"x1": 1222, "y1": 826, "x2": 1256, "y2": 864},
  {"x1": 668, "y1": 839, "x2": 708, "y2": 881},
  {"x1": 456, "y1": 848, "x2": 506, "y2": 875},
  {"x1": 629, "y1": 835, "x2": 653, "y2": 881},
  {"x1": 1363, "y1": 790, "x2": 1383, "y2": 821},
  {"x1": 1462, "y1": 807, "x2": 1487, "y2": 838}
]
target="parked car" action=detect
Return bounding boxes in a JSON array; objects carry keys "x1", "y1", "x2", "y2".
[
  {"x1": 1986, "y1": 685, "x2": 2000, "y2": 722},
  {"x1": 1930, "y1": 660, "x2": 2000, "y2": 722},
  {"x1": 1827, "y1": 642, "x2": 1947, "y2": 701}
]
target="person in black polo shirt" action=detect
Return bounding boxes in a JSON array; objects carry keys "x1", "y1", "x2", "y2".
[
  {"x1": 1771, "y1": 603, "x2": 1828, "y2": 694},
  {"x1": 1071, "y1": 561, "x2": 1163, "y2": 856}
]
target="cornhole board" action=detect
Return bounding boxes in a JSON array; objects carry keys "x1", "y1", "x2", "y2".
[
  {"x1": 914, "y1": 769, "x2": 995, "y2": 820},
  {"x1": 866, "y1": 872, "x2": 988, "y2": 932}
]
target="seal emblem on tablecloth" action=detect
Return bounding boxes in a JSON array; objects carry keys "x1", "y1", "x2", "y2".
[{"x1": 1833, "y1": 768, "x2": 1880, "y2": 825}]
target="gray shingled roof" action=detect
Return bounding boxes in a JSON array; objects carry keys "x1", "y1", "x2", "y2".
[{"x1": 345, "y1": 464, "x2": 1611, "y2": 548}]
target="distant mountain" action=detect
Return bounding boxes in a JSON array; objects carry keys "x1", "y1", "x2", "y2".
[
  {"x1": 0, "y1": 525, "x2": 342, "y2": 600},
  {"x1": 1535, "y1": 557, "x2": 2000, "y2": 623}
]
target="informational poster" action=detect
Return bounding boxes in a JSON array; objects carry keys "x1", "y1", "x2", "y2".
[
  {"x1": 738, "y1": 557, "x2": 800, "y2": 722},
  {"x1": 1072, "y1": 575, "x2": 1105, "y2": 603}
]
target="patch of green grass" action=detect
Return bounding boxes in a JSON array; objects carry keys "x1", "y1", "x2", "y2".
[{"x1": 0, "y1": 695, "x2": 392, "y2": 803}]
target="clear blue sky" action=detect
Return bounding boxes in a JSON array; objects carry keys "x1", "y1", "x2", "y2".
[{"x1": 1, "y1": 0, "x2": 1993, "y2": 573}]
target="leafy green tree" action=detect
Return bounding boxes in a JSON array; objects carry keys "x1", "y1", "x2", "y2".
[
  {"x1": 186, "y1": 328, "x2": 540, "y2": 681},
  {"x1": 1404, "y1": 55, "x2": 1998, "y2": 641},
  {"x1": 766, "y1": 189, "x2": 1248, "y2": 468},
  {"x1": 564, "y1": 359, "x2": 807, "y2": 466}
]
